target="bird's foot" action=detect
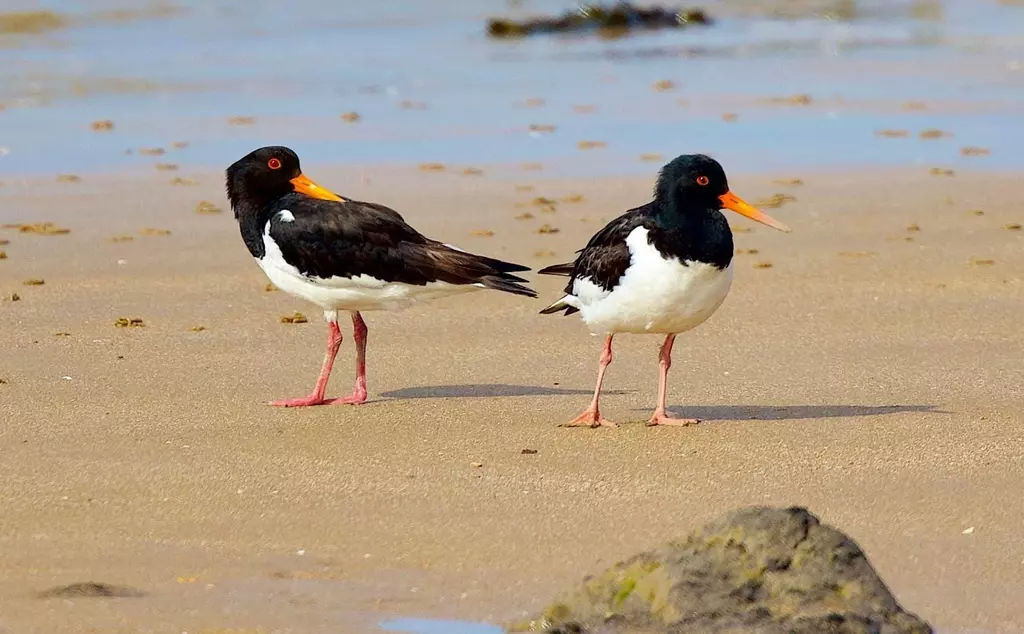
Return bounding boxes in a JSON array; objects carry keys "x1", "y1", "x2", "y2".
[
  {"x1": 646, "y1": 412, "x2": 700, "y2": 427},
  {"x1": 268, "y1": 394, "x2": 331, "y2": 407},
  {"x1": 560, "y1": 409, "x2": 617, "y2": 428},
  {"x1": 325, "y1": 388, "x2": 368, "y2": 405}
]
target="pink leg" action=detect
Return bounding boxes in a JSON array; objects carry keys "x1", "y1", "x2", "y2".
[
  {"x1": 647, "y1": 334, "x2": 699, "y2": 427},
  {"x1": 269, "y1": 320, "x2": 342, "y2": 407},
  {"x1": 561, "y1": 334, "x2": 617, "y2": 428},
  {"x1": 326, "y1": 311, "x2": 369, "y2": 405}
]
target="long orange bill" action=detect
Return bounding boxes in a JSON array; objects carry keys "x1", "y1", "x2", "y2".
[
  {"x1": 290, "y1": 173, "x2": 345, "y2": 202},
  {"x1": 719, "y1": 191, "x2": 790, "y2": 232}
]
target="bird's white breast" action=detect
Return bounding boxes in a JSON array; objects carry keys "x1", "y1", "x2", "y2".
[
  {"x1": 570, "y1": 226, "x2": 733, "y2": 335},
  {"x1": 256, "y1": 220, "x2": 481, "y2": 312}
]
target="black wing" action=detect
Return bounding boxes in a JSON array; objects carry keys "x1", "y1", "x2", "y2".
[
  {"x1": 268, "y1": 195, "x2": 536, "y2": 297},
  {"x1": 538, "y1": 203, "x2": 653, "y2": 294}
]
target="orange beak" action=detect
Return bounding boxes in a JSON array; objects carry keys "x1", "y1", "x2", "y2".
[
  {"x1": 290, "y1": 173, "x2": 344, "y2": 202},
  {"x1": 719, "y1": 191, "x2": 790, "y2": 232}
]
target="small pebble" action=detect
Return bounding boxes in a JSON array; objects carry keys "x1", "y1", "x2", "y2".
[
  {"x1": 264, "y1": 283, "x2": 279, "y2": 292},
  {"x1": 6, "y1": 293, "x2": 20, "y2": 301},
  {"x1": 521, "y1": 448, "x2": 538, "y2": 455},
  {"x1": 470, "y1": 462, "x2": 484, "y2": 468}
]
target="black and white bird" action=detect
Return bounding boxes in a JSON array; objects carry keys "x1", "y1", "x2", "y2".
[
  {"x1": 226, "y1": 146, "x2": 536, "y2": 407},
  {"x1": 538, "y1": 154, "x2": 789, "y2": 428}
]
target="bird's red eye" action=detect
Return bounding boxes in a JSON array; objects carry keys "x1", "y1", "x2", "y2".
[
  {"x1": 696, "y1": 175, "x2": 709, "y2": 186},
  {"x1": 268, "y1": 158, "x2": 282, "y2": 170}
]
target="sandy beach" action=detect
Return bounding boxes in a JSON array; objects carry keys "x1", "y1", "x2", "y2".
[{"x1": 1, "y1": 164, "x2": 1022, "y2": 633}]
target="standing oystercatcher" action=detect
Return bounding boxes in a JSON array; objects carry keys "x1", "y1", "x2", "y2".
[
  {"x1": 226, "y1": 146, "x2": 536, "y2": 407},
  {"x1": 538, "y1": 154, "x2": 789, "y2": 427}
]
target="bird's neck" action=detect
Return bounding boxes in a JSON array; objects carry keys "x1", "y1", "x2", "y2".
[{"x1": 232, "y1": 198, "x2": 273, "y2": 258}]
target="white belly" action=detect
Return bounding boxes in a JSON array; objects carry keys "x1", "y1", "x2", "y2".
[
  {"x1": 570, "y1": 227, "x2": 733, "y2": 335},
  {"x1": 258, "y1": 223, "x2": 481, "y2": 312}
]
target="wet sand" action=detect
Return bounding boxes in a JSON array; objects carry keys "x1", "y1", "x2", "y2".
[{"x1": 1, "y1": 165, "x2": 1022, "y2": 633}]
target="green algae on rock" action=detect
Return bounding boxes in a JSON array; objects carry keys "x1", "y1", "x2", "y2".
[
  {"x1": 511, "y1": 506, "x2": 931, "y2": 634},
  {"x1": 487, "y1": 3, "x2": 709, "y2": 38}
]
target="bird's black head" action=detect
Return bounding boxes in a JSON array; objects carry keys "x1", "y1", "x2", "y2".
[
  {"x1": 654, "y1": 154, "x2": 790, "y2": 232},
  {"x1": 655, "y1": 154, "x2": 729, "y2": 207},
  {"x1": 225, "y1": 146, "x2": 342, "y2": 217}
]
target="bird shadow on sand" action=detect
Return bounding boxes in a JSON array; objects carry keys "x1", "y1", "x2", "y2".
[
  {"x1": 656, "y1": 403, "x2": 943, "y2": 422},
  {"x1": 380, "y1": 383, "x2": 629, "y2": 400}
]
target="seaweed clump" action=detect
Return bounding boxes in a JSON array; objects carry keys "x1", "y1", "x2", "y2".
[{"x1": 487, "y1": 2, "x2": 710, "y2": 38}]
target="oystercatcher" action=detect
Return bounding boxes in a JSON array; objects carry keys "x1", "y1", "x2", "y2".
[
  {"x1": 226, "y1": 146, "x2": 536, "y2": 407},
  {"x1": 538, "y1": 154, "x2": 789, "y2": 427}
]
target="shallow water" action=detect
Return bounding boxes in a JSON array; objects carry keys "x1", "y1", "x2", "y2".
[
  {"x1": 1, "y1": 0, "x2": 1022, "y2": 177},
  {"x1": 380, "y1": 617, "x2": 504, "y2": 634}
]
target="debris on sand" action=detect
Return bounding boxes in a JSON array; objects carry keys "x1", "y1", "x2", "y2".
[
  {"x1": 419, "y1": 163, "x2": 446, "y2": 172},
  {"x1": 114, "y1": 317, "x2": 144, "y2": 328},
  {"x1": 463, "y1": 167, "x2": 484, "y2": 176},
  {"x1": 537, "y1": 224, "x2": 560, "y2": 234},
  {"x1": 720, "y1": 112, "x2": 738, "y2": 121},
  {"x1": 753, "y1": 261, "x2": 774, "y2": 269},
  {"x1": 0, "y1": 250, "x2": 5, "y2": 259},
  {"x1": 577, "y1": 140, "x2": 607, "y2": 150},
  {"x1": 929, "y1": 167, "x2": 955, "y2": 176},
  {"x1": 280, "y1": 312, "x2": 308, "y2": 324},
  {"x1": 56, "y1": 174, "x2": 81, "y2": 183},
  {"x1": 0, "y1": 10, "x2": 66, "y2": 35},
  {"x1": 919, "y1": 128, "x2": 950, "y2": 139},
  {"x1": 194, "y1": 201, "x2": 222, "y2": 215},
  {"x1": 487, "y1": 3, "x2": 710, "y2": 38},
  {"x1": 960, "y1": 146, "x2": 991, "y2": 156},
  {"x1": 23, "y1": 279, "x2": 45, "y2": 286},
  {"x1": 154, "y1": 163, "x2": 178, "y2": 171},
  {"x1": 12, "y1": 222, "x2": 70, "y2": 235},
  {"x1": 90, "y1": 120, "x2": 115, "y2": 131},
  {"x1": 227, "y1": 116, "x2": 255, "y2": 126},
  {"x1": 652, "y1": 79, "x2": 675, "y2": 92},
  {"x1": 471, "y1": 229, "x2": 495, "y2": 237},
  {"x1": 138, "y1": 147, "x2": 165, "y2": 156},
  {"x1": 875, "y1": 129, "x2": 910, "y2": 138},
  {"x1": 170, "y1": 177, "x2": 198, "y2": 186},
  {"x1": 772, "y1": 178, "x2": 803, "y2": 187},
  {"x1": 264, "y1": 283, "x2": 279, "y2": 292},
  {"x1": 513, "y1": 506, "x2": 932, "y2": 634},
  {"x1": 755, "y1": 193, "x2": 796, "y2": 209},
  {"x1": 640, "y1": 153, "x2": 663, "y2": 162},
  {"x1": 138, "y1": 228, "x2": 171, "y2": 236},
  {"x1": 37, "y1": 582, "x2": 145, "y2": 599},
  {"x1": 341, "y1": 111, "x2": 360, "y2": 122},
  {"x1": 768, "y1": 94, "x2": 812, "y2": 105}
]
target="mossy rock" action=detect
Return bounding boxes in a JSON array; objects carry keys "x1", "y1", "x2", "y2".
[{"x1": 511, "y1": 506, "x2": 931, "y2": 634}]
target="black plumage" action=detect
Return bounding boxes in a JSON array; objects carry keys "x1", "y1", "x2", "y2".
[
  {"x1": 539, "y1": 154, "x2": 735, "y2": 315},
  {"x1": 226, "y1": 146, "x2": 536, "y2": 299}
]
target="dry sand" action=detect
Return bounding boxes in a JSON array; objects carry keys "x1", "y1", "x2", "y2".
[{"x1": 1, "y1": 166, "x2": 1022, "y2": 633}]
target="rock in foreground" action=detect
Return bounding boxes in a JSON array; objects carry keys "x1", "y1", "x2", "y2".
[{"x1": 512, "y1": 506, "x2": 931, "y2": 634}]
